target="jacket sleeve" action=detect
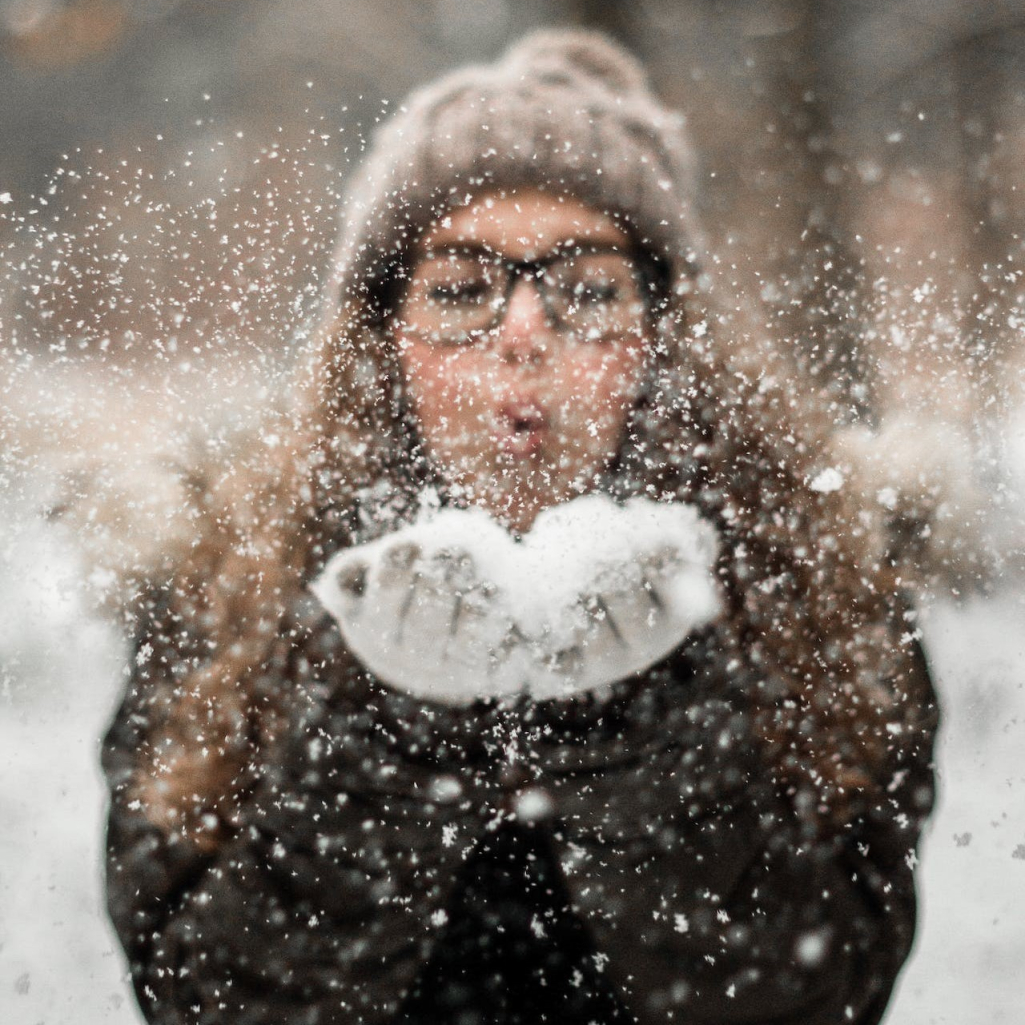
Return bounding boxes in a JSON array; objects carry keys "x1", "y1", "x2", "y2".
[
  {"x1": 102, "y1": 599, "x2": 468, "y2": 1025},
  {"x1": 552, "y1": 637, "x2": 938, "y2": 1025}
]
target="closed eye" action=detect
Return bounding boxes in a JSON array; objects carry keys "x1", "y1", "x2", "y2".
[
  {"x1": 571, "y1": 280, "x2": 623, "y2": 304},
  {"x1": 428, "y1": 281, "x2": 490, "y2": 304}
]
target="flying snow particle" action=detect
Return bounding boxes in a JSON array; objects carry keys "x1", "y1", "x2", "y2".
[
  {"x1": 428, "y1": 775, "x2": 463, "y2": 804},
  {"x1": 809, "y1": 467, "x2": 844, "y2": 493},
  {"x1": 512, "y1": 787, "x2": 554, "y2": 824},
  {"x1": 876, "y1": 486, "x2": 899, "y2": 511},
  {"x1": 796, "y1": 929, "x2": 829, "y2": 966},
  {"x1": 0, "y1": 192, "x2": 12, "y2": 204}
]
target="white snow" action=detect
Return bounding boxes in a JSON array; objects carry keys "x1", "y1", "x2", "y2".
[
  {"x1": 312, "y1": 494, "x2": 721, "y2": 704},
  {"x1": 809, "y1": 466, "x2": 845, "y2": 493},
  {"x1": 0, "y1": 500, "x2": 142, "y2": 1025},
  {"x1": 884, "y1": 591, "x2": 1025, "y2": 1024}
]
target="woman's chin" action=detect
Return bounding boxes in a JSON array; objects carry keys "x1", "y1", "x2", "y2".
[
  {"x1": 436, "y1": 455, "x2": 609, "y2": 534},
  {"x1": 471, "y1": 482, "x2": 598, "y2": 536},
  {"x1": 481, "y1": 495, "x2": 545, "y2": 536}
]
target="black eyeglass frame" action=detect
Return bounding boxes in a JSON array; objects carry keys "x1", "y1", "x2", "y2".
[{"x1": 389, "y1": 240, "x2": 671, "y2": 346}]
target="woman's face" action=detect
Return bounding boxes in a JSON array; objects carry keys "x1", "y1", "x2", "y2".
[{"x1": 393, "y1": 189, "x2": 653, "y2": 534}]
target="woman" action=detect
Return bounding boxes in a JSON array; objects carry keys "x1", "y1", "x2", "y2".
[{"x1": 101, "y1": 31, "x2": 937, "y2": 1025}]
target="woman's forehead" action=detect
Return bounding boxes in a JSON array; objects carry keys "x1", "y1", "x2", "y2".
[{"x1": 419, "y1": 189, "x2": 629, "y2": 259}]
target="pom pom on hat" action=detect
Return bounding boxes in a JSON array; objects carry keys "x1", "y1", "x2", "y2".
[{"x1": 501, "y1": 28, "x2": 651, "y2": 97}]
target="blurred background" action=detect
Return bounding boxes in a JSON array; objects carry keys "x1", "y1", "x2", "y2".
[{"x1": 1, "y1": 1, "x2": 1023, "y2": 1022}]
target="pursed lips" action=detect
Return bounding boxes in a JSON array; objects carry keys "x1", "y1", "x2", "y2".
[{"x1": 496, "y1": 399, "x2": 548, "y2": 457}]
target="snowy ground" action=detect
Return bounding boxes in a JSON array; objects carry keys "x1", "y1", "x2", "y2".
[
  {"x1": 1, "y1": 490, "x2": 1023, "y2": 1024},
  {"x1": 0, "y1": 507, "x2": 141, "y2": 1024},
  {"x1": 885, "y1": 592, "x2": 1025, "y2": 1024}
]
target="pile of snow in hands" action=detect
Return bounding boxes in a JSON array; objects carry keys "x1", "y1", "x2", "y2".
[{"x1": 313, "y1": 494, "x2": 721, "y2": 704}]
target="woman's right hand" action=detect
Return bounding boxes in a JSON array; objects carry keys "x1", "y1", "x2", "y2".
[{"x1": 312, "y1": 529, "x2": 517, "y2": 703}]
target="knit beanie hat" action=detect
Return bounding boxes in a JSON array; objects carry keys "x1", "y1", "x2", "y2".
[{"x1": 328, "y1": 29, "x2": 704, "y2": 318}]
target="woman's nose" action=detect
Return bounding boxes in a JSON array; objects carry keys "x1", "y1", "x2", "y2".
[{"x1": 496, "y1": 276, "x2": 554, "y2": 367}]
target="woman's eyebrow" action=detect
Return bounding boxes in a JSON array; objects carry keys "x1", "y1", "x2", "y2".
[
  {"x1": 419, "y1": 241, "x2": 498, "y2": 258},
  {"x1": 546, "y1": 238, "x2": 630, "y2": 256},
  {"x1": 418, "y1": 238, "x2": 632, "y2": 262}
]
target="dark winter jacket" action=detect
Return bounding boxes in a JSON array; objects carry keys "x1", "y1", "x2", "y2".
[{"x1": 104, "y1": 582, "x2": 937, "y2": 1025}]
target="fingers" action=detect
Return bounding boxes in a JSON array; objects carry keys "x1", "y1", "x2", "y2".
[
  {"x1": 335, "y1": 559, "x2": 368, "y2": 602},
  {"x1": 582, "y1": 592, "x2": 629, "y2": 650},
  {"x1": 390, "y1": 543, "x2": 490, "y2": 648},
  {"x1": 532, "y1": 543, "x2": 700, "y2": 694},
  {"x1": 312, "y1": 533, "x2": 518, "y2": 702}
]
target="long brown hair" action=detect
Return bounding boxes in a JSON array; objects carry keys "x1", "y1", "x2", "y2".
[{"x1": 123, "y1": 218, "x2": 915, "y2": 847}]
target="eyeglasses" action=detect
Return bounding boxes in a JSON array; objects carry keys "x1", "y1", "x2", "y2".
[{"x1": 393, "y1": 243, "x2": 654, "y2": 347}]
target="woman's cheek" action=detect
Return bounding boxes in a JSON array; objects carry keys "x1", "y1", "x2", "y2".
[
  {"x1": 566, "y1": 343, "x2": 644, "y2": 395},
  {"x1": 439, "y1": 359, "x2": 516, "y2": 486},
  {"x1": 557, "y1": 347, "x2": 644, "y2": 428},
  {"x1": 405, "y1": 348, "x2": 487, "y2": 442}
]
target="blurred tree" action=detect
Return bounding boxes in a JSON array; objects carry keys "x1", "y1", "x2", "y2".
[
  {"x1": 746, "y1": 0, "x2": 872, "y2": 423},
  {"x1": 955, "y1": 26, "x2": 1020, "y2": 407},
  {"x1": 565, "y1": 0, "x2": 639, "y2": 48}
]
